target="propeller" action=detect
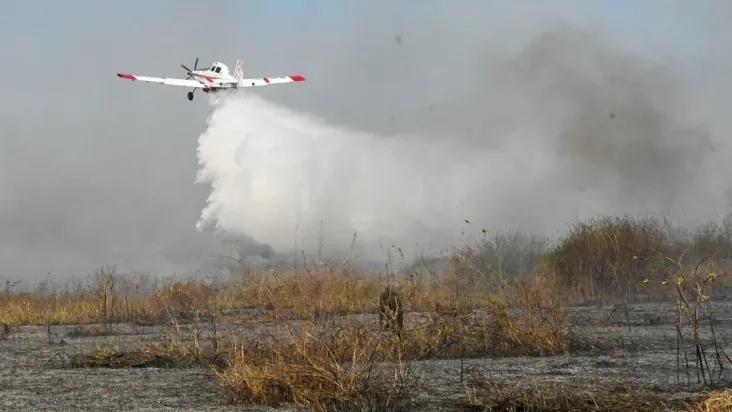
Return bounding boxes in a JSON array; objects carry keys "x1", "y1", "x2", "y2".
[{"x1": 181, "y1": 57, "x2": 200, "y2": 79}]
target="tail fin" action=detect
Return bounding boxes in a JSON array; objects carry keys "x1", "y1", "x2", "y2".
[{"x1": 234, "y1": 59, "x2": 244, "y2": 85}]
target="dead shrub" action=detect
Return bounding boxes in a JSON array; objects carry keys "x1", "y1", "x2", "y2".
[
  {"x1": 378, "y1": 287, "x2": 404, "y2": 335},
  {"x1": 689, "y1": 218, "x2": 732, "y2": 265},
  {"x1": 451, "y1": 229, "x2": 551, "y2": 287},
  {"x1": 543, "y1": 215, "x2": 681, "y2": 300}
]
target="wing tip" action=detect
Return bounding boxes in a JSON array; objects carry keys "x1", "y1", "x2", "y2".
[
  {"x1": 290, "y1": 75, "x2": 306, "y2": 82},
  {"x1": 117, "y1": 73, "x2": 136, "y2": 81}
]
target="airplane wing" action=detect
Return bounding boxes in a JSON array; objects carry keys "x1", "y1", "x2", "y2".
[
  {"x1": 117, "y1": 73, "x2": 205, "y2": 88},
  {"x1": 238, "y1": 75, "x2": 306, "y2": 87}
]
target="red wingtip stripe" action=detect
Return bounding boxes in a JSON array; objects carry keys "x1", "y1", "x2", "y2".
[
  {"x1": 263, "y1": 77, "x2": 270, "y2": 83},
  {"x1": 290, "y1": 75, "x2": 306, "y2": 82},
  {"x1": 117, "y1": 73, "x2": 136, "y2": 81}
]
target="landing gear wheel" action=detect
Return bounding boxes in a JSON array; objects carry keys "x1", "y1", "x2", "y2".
[{"x1": 187, "y1": 91, "x2": 194, "y2": 101}]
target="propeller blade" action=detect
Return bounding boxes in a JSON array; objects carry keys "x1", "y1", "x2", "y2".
[
  {"x1": 194, "y1": 57, "x2": 199, "y2": 70},
  {"x1": 181, "y1": 64, "x2": 192, "y2": 73}
]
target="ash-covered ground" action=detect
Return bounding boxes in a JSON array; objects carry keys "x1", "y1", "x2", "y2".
[{"x1": 1, "y1": 302, "x2": 731, "y2": 411}]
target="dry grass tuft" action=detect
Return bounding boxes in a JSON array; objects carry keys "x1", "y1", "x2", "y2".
[
  {"x1": 214, "y1": 322, "x2": 412, "y2": 410},
  {"x1": 68, "y1": 337, "x2": 226, "y2": 369},
  {"x1": 64, "y1": 324, "x2": 124, "y2": 338},
  {"x1": 69, "y1": 344, "x2": 193, "y2": 369},
  {"x1": 688, "y1": 389, "x2": 732, "y2": 412}
]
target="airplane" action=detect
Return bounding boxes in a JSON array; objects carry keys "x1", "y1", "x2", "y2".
[{"x1": 116, "y1": 57, "x2": 306, "y2": 101}]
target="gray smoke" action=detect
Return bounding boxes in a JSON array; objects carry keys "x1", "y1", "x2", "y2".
[
  {"x1": 195, "y1": 17, "x2": 730, "y2": 262},
  {"x1": 490, "y1": 25, "x2": 716, "y2": 224},
  {"x1": 1, "y1": 1, "x2": 731, "y2": 280}
]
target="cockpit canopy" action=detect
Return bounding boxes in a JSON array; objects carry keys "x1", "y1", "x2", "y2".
[{"x1": 208, "y1": 62, "x2": 229, "y2": 75}]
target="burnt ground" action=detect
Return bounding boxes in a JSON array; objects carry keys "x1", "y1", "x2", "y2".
[{"x1": 1, "y1": 302, "x2": 731, "y2": 411}]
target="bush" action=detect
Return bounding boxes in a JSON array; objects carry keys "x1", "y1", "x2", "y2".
[
  {"x1": 450, "y1": 230, "x2": 551, "y2": 288},
  {"x1": 687, "y1": 217, "x2": 732, "y2": 265},
  {"x1": 542, "y1": 215, "x2": 681, "y2": 299}
]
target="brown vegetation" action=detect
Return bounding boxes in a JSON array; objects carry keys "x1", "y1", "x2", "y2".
[
  {"x1": 463, "y1": 380, "x2": 697, "y2": 412},
  {"x1": 4, "y1": 214, "x2": 732, "y2": 410},
  {"x1": 689, "y1": 389, "x2": 732, "y2": 412},
  {"x1": 378, "y1": 286, "x2": 404, "y2": 335}
]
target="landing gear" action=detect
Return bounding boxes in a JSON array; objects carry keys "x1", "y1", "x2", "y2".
[{"x1": 182, "y1": 58, "x2": 201, "y2": 102}]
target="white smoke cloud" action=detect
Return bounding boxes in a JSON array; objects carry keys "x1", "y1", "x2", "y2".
[
  {"x1": 193, "y1": 23, "x2": 731, "y2": 264},
  {"x1": 194, "y1": 92, "x2": 468, "y2": 259}
]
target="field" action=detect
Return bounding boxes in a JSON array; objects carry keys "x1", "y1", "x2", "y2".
[{"x1": 2, "y1": 215, "x2": 732, "y2": 411}]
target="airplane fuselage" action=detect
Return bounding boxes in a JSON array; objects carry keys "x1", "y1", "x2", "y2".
[
  {"x1": 190, "y1": 74, "x2": 236, "y2": 92},
  {"x1": 190, "y1": 61, "x2": 239, "y2": 93}
]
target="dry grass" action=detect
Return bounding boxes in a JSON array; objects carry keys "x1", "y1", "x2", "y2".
[
  {"x1": 67, "y1": 314, "x2": 229, "y2": 369},
  {"x1": 212, "y1": 275, "x2": 567, "y2": 410},
  {"x1": 58, "y1": 268, "x2": 570, "y2": 410},
  {"x1": 463, "y1": 369, "x2": 732, "y2": 412},
  {"x1": 688, "y1": 389, "x2": 732, "y2": 412},
  {"x1": 6, "y1": 214, "x2": 732, "y2": 410},
  {"x1": 463, "y1": 382, "x2": 692, "y2": 412},
  {"x1": 65, "y1": 324, "x2": 126, "y2": 338},
  {"x1": 3, "y1": 215, "x2": 732, "y2": 325},
  {"x1": 0, "y1": 270, "x2": 240, "y2": 326},
  {"x1": 214, "y1": 323, "x2": 410, "y2": 409},
  {"x1": 68, "y1": 342, "x2": 203, "y2": 369},
  {"x1": 542, "y1": 215, "x2": 732, "y2": 304}
]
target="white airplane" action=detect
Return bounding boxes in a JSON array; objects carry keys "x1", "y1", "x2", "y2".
[{"x1": 117, "y1": 57, "x2": 306, "y2": 101}]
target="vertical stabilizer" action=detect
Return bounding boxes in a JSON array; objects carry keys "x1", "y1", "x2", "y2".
[{"x1": 234, "y1": 59, "x2": 244, "y2": 85}]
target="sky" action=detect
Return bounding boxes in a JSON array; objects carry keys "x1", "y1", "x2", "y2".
[{"x1": 1, "y1": 1, "x2": 731, "y2": 282}]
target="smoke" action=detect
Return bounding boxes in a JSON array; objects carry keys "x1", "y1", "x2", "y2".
[
  {"x1": 3, "y1": 1, "x2": 732, "y2": 280},
  {"x1": 195, "y1": 93, "x2": 469, "y2": 259},
  {"x1": 194, "y1": 22, "x2": 727, "y2": 262}
]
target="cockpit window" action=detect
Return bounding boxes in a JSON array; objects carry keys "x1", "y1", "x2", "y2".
[{"x1": 215, "y1": 67, "x2": 222, "y2": 73}]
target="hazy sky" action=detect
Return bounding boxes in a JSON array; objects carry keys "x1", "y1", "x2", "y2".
[{"x1": 1, "y1": 1, "x2": 731, "y2": 281}]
